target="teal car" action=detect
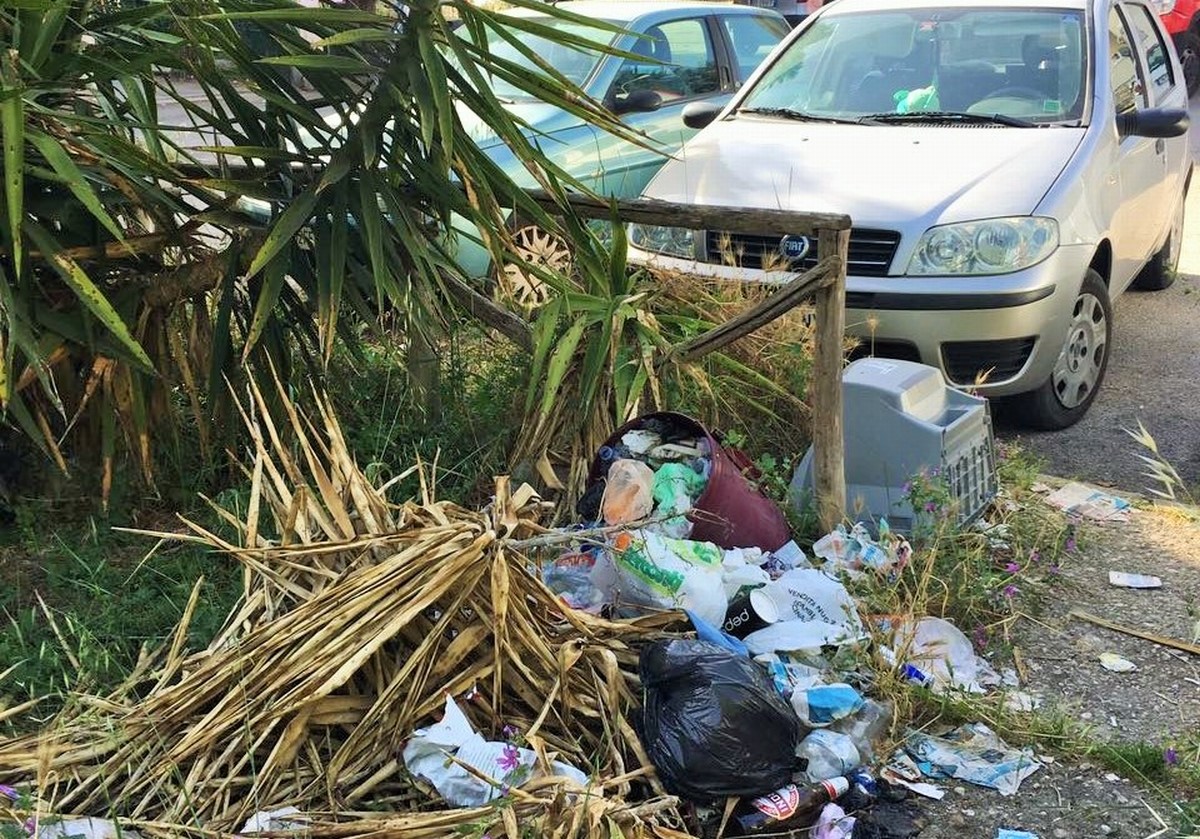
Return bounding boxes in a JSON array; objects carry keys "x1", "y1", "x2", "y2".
[{"x1": 450, "y1": 1, "x2": 790, "y2": 293}]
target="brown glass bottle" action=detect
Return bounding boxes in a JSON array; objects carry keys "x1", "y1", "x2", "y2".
[{"x1": 730, "y1": 776, "x2": 850, "y2": 835}]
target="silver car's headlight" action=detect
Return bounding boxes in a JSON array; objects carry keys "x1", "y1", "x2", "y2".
[
  {"x1": 907, "y1": 217, "x2": 1059, "y2": 276},
  {"x1": 629, "y1": 223, "x2": 696, "y2": 258}
]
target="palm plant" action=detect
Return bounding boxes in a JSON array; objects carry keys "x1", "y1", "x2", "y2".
[{"x1": 0, "y1": 0, "x2": 632, "y2": 501}]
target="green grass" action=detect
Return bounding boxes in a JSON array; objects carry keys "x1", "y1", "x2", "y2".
[
  {"x1": 0, "y1": 505, "x2": 241, "y2": 727},
  {"x1": 326, "y1": 321, "x2": 527, "y2": 507}
]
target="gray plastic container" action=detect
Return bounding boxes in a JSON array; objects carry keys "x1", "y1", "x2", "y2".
[{"x1": 791, "y1": 358, "x2": 997, "y2": 532}]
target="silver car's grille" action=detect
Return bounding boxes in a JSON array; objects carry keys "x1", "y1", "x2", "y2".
[{"x1": 702, "y1": 229, "x2": 901, "y2": 277}]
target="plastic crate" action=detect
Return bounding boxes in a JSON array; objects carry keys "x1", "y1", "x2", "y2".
[{"x1": 791, "y1": 358, "x2": 997, "y2": 532}]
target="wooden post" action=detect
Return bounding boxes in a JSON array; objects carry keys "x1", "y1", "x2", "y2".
[{"x1": 813, "y1": 227, "x2": 849, "y2": 532}]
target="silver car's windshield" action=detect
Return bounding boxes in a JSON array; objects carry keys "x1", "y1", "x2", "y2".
[
  {"x1": 470, "y1": 17, "x2": 616, "y2": 100},
  {"x1": 740, "y1": 8, "x2": 1087, "y2": 125}
]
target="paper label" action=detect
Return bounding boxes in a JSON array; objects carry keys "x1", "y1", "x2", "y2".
[{"x1": 750, "y1": 785, "x2": 800, "y2": 820}]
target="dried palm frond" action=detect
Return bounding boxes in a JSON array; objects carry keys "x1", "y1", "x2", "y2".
[{"x1": 0, "y1": 377, "x2": 688, "y2": 838}]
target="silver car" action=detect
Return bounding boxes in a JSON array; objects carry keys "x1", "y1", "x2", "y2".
[{"x1": 627, "y1": 0, "x2": 1192, "y2": 428}]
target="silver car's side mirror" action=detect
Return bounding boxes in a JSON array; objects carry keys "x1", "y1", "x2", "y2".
[
  {"x1": 1116, "y1": 107, "x2": 1190, "y2": 139},
  {"x1": 682, "y1": 101, "x2": 722, "y2": 129}
]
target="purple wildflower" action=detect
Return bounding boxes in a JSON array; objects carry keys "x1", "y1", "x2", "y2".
[
  {"x1": 502, "y1": 724, "x2": 518, "y2": 741},
  {"x1": 1048, "y1": 563, "x2": 1061, "y2": 576},
  {"x1": 1002, "y1": 584, "x2": 1019, "y2": 599},
  {"x1": 0, "y1": 784, "x2": 18, "y2": 800},
  {"x1": 1004, "y1": 561, "x2": 1021, "y2": 574},
  {"x1": 1165, "y1": 747, "x2": 1179, "y2": 766},
  {"x1": 1065, "y1": 536, "x2": 1077, "y2": 553},
  {"x1": 24, "y1": 818, "x2": 36, "y2": 837},
  {"x1": 972, "y1": 625, "x2": 988, "y2": 651},
  {"x1": 902, "y1": 480, "x2": 913, "y2": 494},
  {"x1": 924, "y1": 501, "x2": 938, "y2": 513},
  {"x1": 497, "y1": 744, "x2": 521, "y2": 773},
  {"x1": 1029, "y1": 549, "x2": 1041, "y2": 564}
]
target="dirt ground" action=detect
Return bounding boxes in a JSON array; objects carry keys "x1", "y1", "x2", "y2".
[{"x1": 912, "y1": 501, "x2": 1200, "y2": 839}]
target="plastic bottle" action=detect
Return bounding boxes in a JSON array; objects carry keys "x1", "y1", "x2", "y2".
[
  {"x1": 830, "y1": 698, "x2": 893, "y2": 763},
  {"x1": 796, "y1": 730, "x2": 861, "y2": 782},
  {"x1": 730, "y1": 777, "x2": 850, "y2": 835}
]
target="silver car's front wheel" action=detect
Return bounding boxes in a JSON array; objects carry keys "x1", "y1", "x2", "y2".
[
  {"x1": 1051, "y1": 291, "x2": 1107, "y2": 409},
  {"x1": 1013, "y1": 268, "x2": 1112, "y2": 430}
]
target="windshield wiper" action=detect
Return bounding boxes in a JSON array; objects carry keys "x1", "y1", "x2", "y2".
[
  {"x1": 737, "y1": 107, "x2": 863, "y2": 125},
  {"x1": 861, "y1": 111, "x2": 1035, "y2": 127}
]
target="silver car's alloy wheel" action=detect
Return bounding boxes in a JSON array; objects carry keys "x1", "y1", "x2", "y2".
[
  {"x1": 1052, "y1": 291, "x2": 1107, "y2": 409},
  {"x1": 498, "y1": 223, "x2": 571, "y2": 309}
]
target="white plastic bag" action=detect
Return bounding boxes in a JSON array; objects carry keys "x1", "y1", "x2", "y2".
[
  {"x1": 610, "y1": 530, "x2": 728, "y2": 625},
  {"x1": 721, "y1": 548, "x2": 771, "y2": 600},
  {"x1": 897, "y1": 617, "x2": 1000, "y2": 694},
  {"x1": 744, "y1": 570, "x2": 866, "y2": 655},
  {"x1": 403, "y1": 696, "x2": 587, "y2": 807}
]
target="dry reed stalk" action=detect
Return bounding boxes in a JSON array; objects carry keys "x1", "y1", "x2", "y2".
[{"x1": 0, "y1": 378, "x2": 691, "y2": 838}]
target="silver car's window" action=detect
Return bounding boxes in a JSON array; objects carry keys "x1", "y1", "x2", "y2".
[
  {"x1": 1121, "y1": 4, "x2": 1175, "y2": 98},
  {"x1": 1108, "y1": 7, "x2": 1147, "y2": 112},
  {"x1": 740, "y1": 8, "x2": 1087, "y2": 123},
  {"x1": 609, "y1": 17, "x2": 721, "y2": 101}
]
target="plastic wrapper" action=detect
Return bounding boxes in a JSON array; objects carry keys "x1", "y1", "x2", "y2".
[
  {"x1": 403, "y1": 696, "x2": 587, "y2": 807},
  {"x1": 542, "y1": 548, "x2": 615, "y2": 613},
  {"x1": 649, "y1": 462, "x2": 707, "y2": 538},
  {"x1": 639, "y1": 639, "x2": 802, "y2": 802},
  {"x1": 797, "y1": 729, "x2": 862, "y2": 782},
  {"x1": 601, "y1": 459, "x2": 655, "y2": 525},
  {"x1": 904, "y1": 723, "x2": 1042, "y2": 795},
  {"x1": 791, "y1": 683, "x2": 864, "y2": 728}
]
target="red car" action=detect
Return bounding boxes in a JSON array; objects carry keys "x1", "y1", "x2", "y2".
[{"x1": 1161, "y1": 0, "x2": 1198, "y2": 94}]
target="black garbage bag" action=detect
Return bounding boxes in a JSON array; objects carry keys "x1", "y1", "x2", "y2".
[{"x1": 639, "y1": 639, "x2": 803, "y2": 802}]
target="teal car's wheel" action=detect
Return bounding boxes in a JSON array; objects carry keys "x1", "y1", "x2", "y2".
[
  {"x1": 1014, "y1": 269, "x2": 1112, "y2": 430},
  {"x1": 497, "y1": 220, "x2": 571, "y2": 309}
]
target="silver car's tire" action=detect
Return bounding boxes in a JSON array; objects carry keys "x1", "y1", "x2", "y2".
[
  {"x1": 1014, "y1": 269, "x2": 1112, "y2": 430},
  {"x1": 1132, "y1": 187, "x2": 1185, "y2": 290}
]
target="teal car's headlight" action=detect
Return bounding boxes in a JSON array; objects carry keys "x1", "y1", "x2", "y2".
[
  {"x1": 907, "y1": 217, "x2": 1058, "y2": 276},
  {"x1": 629, "y1": 223, "x2": 696, "y2": 258}
]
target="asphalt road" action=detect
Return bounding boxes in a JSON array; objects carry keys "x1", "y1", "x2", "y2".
[{"x1": 997, "y1": 97, "x2": 1200, "y2": 495}]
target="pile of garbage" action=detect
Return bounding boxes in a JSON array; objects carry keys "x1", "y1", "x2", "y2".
[
  {"x1": 530, "y1": 412, "x2": 1043, "y2": 837},
  {"x1": 0, "y1": 405, "x2": 1042, "y2": 839}
]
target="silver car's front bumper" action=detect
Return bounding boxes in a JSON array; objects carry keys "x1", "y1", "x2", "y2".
[{"x1": 628, "y1": 242, "x2": 1097, "y2": 397}]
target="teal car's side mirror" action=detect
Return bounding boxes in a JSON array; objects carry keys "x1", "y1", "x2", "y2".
[{"x1": 612, "y1": 88, "x2": 664, "y2": 116}]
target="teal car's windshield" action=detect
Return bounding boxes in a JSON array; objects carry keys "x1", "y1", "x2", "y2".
[
  {"x1": 740, "y1": 8, "x2": 1087, "y2": 124},
  {"x1": 471, "y1": 16, "x2": 618, "y2": 100}
]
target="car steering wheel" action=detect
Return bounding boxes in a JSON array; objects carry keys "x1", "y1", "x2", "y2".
[{"x1": 981, "y1": 85, "x2": 1047, "y2": 100}]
